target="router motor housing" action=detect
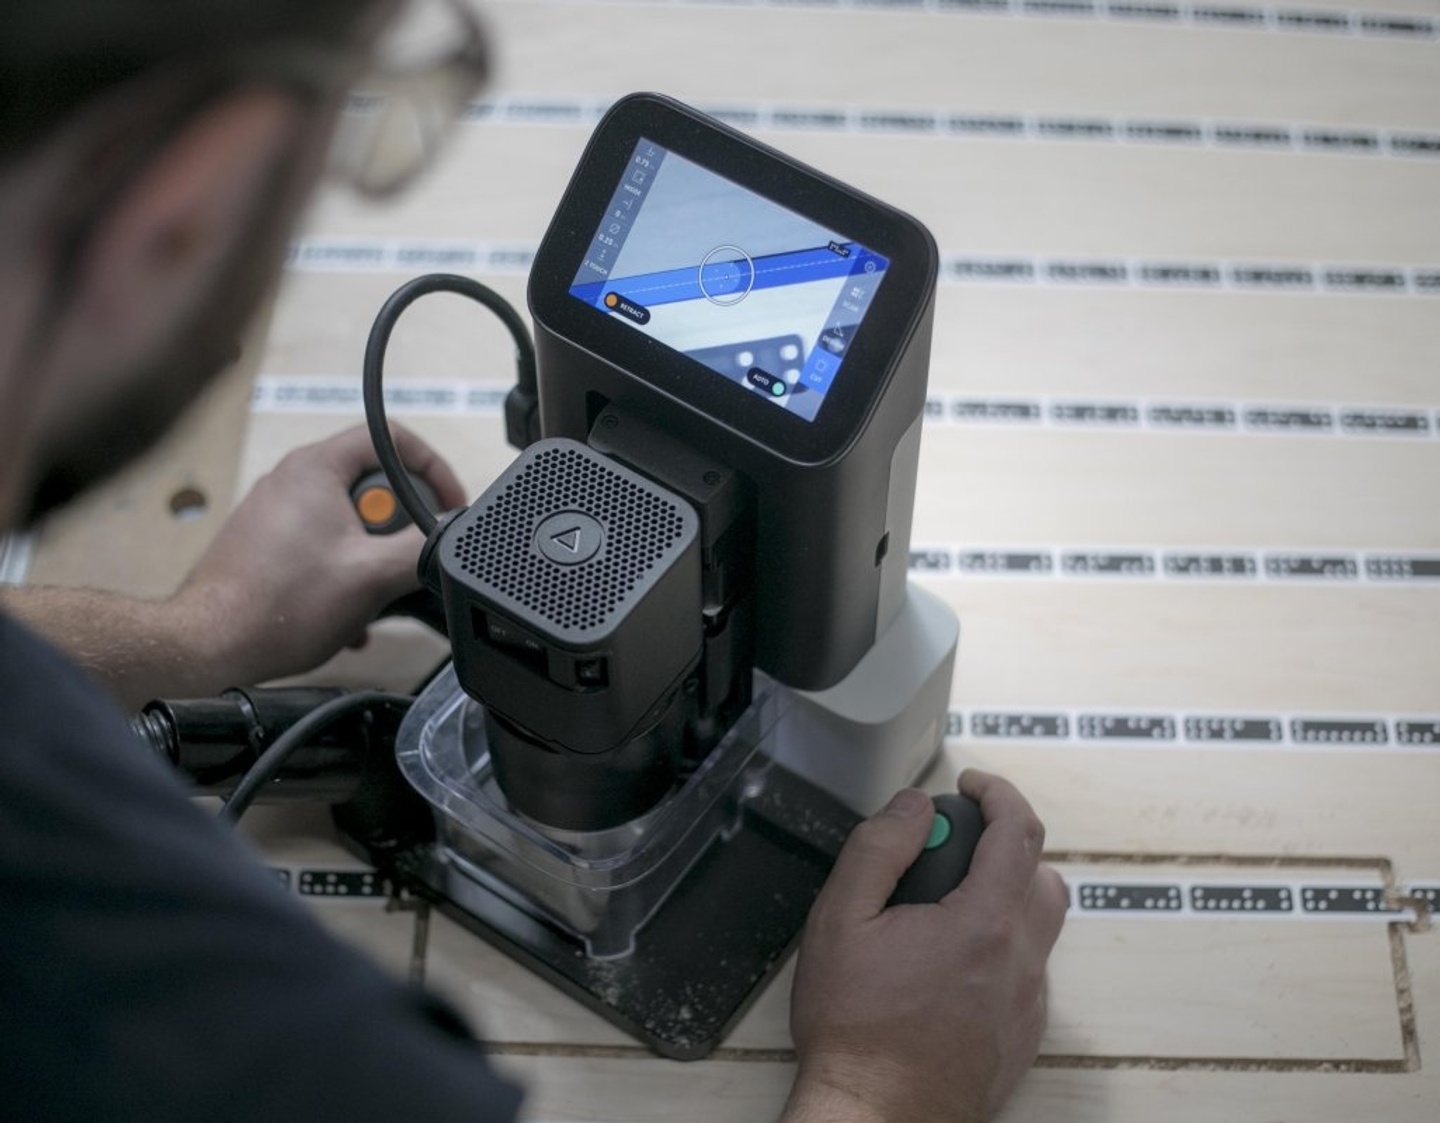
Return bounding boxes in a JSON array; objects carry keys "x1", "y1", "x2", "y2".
[{"x1": 433, "y1": 438, "x2": 704, "y2": 828}]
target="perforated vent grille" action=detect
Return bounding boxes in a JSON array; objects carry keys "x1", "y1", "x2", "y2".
[{"x1": 451, "y1": 444, "x2": 689, "y2": 634}]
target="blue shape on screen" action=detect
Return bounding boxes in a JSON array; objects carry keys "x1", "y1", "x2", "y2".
[{"x1": 570, "y1": 244, "x2": 860, "y2": 309}]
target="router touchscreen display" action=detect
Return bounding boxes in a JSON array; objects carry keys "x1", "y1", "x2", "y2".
[{"x1": 567, "y1": 137, "x2": 891, "y2": 424}]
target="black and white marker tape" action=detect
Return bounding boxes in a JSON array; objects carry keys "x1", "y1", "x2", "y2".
[
  {"x1": 283, "y1": 238, "x2": 1440, "y2": 300},
  {"x1": 1074, "y1": 878, "x2": 1435, "y2": 922},
  {"x1": 945, "y1": 709, "x2": 1440, "y2": 751},
  {"x1": 927, "y1": 395, "x2": 1439, "y2": 439},
  {"x1": 272, "y1": 864, "x2": 1438, "y2": 925},
  {"x1": 952, "y1": 257, "x2": 1440, "y2": 294},
  {"x1": 252, "y1": 377, "x2": 1440, "y2": 449},
  {"x1": 909, "y1": 545, "x2": 1440, "y2": 584},
  {"x1": 586, "y1": 0, "x2": 1440, "y2": 43},
  {"x1": 285, "y1": 239, "x2": 535, "y2": 274},
  {"x1": 251, "y1": 376, "x2": 511, "y2": 416},
  {"x1": 296, "y1": 869, "x2": 388, "y2": 899},
  {"x1": 453, "y1": 95, "x2": 1440, "y2": 164}
]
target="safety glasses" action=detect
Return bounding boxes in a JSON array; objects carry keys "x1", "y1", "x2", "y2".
[{"x1": 325, "y1": 0, "x2": 489, "y2": 196}]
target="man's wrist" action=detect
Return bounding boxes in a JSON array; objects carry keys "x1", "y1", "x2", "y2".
[
  {"x1": 781, "y1": 1073, "x2": 887, "y2": 1123},
  {"x1": 781, "y1": 1053, "x2": 983, "y2": 1123},
  {"x1": 0, "y1": 584, "x2": 230, "y2": 709},
  {"x1": 781, "y1": 1056, "x2": 908, "y2": 1123},
  {"x1": 154, "y1": 582, "x2": 242, "y2": 697}
]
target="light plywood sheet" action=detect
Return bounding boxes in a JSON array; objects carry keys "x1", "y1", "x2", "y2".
[
  {"x1": 301, "y1": 124, "x2": 1440, "y2": 261},
  {"x1": 1046, "y1": 917, "x2": 1404, "y2": 1062},
  {"x1": 267, "y1": 271, "x2": 1440, "y2": 405},
  {"x1": 262, "y1": 271, "x2": 535, "y2": 378},
  {"x1": 946, "y1": 740, "x2": 1440, "y2": 871},
  {"x1": 913, "y1": 431, "x2": 1440, "y2": 546},
  {"x1": 933, "y1": 580, "x2": 1437, "y2": 708},
  {"x1": 929, "y1": 287, "x2": 1440, "y2": 403},
  {"x1": 473, "y1": 4, "x2": 1440, "y2": 128}
]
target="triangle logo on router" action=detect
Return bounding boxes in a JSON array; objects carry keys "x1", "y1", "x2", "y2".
[{"x1": 535, "y1": 510, "x2": 604, "y2": 565}]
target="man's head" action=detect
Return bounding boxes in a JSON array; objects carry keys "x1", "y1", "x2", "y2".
[{"x1": 0, "y1": 0, "x2": 485, "y2": 527}]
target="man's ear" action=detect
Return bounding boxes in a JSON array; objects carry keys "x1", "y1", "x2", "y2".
[{"x1": 57, "y1": 88, "x2": 306, "y2": 378}]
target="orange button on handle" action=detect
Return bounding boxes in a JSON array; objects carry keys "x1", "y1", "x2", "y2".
[{"x1": 356, "y1": 485, "x2": 398, "y2": 528}]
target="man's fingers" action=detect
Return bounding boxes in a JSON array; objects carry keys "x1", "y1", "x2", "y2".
[
  {"x1": 365, "y1": 524, "x2": 430, "y2": 594},
  {"x1": 386, "y1": 423, "x2": 469, "y2": 510},
  {"x1": 312, "y1": 423, "x2": 392, "y2": 481},
  {"x1": 1028, "y1": 864, "x2": 1070, "y2": 955},
  {"x1": 313, "y1": 423, "x2": 469, "y2": 512},
  {"x1": 818, "y1": 789, "x2": 935, "y2": 922},
  {"x1": 955, "y1": 769, "x2": 1048, "y2": 914}
]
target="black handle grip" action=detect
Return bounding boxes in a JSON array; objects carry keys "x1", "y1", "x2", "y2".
[
  {"x1": 887, "y1": 792, "x2": 985, "y2": 906},
  {"x1": 351, "y1": 469, "x2": 440, "y2": 536}
]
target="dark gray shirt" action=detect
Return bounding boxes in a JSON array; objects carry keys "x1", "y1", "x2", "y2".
[{"x1": 0, "y1": 611, "x2": 523, "y2": 1121}]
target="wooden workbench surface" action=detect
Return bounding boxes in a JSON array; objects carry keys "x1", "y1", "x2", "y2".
[{"x1": 20, "y1": 2, "x2": 1439, "y2": 1119}]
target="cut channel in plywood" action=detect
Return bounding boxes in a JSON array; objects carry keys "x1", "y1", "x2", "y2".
[
  {"x1": 350, "y1": 850, "x2": 1421, "y2": 1069},
  {"x1": 1043, "y1": 858, "x2": 1416, "y2": 1070}
]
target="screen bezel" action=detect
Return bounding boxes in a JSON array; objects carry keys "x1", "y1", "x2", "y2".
[{"x1": 529, "y1": 93, "x2": 937, "y2": 463}]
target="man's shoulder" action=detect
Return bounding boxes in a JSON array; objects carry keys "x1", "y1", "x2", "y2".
[
  {"x1": 0, "y1": 605, "x2": 189, "y2": 802},
  {"x1": 0, "y1": 608, "x2": 524, "y2": 1122}
]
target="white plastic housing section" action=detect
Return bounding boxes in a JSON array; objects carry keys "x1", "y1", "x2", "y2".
[{"x1": 769, "y1": 582, "x2": 959, "y2": 815}]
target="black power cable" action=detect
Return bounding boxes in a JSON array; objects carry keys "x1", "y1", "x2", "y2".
[
  {"x1": 221, "y1": 277, "x2": 536, "y2": 822},
  {"x1": 221, "y1": 691, "x2": 410, "y2": 823},
  {"x1": 362, "y1": 273, "x2": 537, "y2": 534}
]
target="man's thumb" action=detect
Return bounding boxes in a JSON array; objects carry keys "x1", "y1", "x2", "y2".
[{"x1": 820, "y1": 788, "x2": 934, "y2": 919}]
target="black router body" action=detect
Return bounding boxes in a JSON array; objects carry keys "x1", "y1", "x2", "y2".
[
  {"x1": 379, "y1": 94, "x2": 953, "y2": 1056},
  {"x1": 147, "y1": 93, "x2": 958, "y2": 1059}
]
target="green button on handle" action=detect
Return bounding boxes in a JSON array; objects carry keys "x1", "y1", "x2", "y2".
[
  {"x1": 887, "y1": 793, "x2": 986, "y2": 906},
  {"x1": 924, "y1": 811, "x2": 952, "y2": 850}
]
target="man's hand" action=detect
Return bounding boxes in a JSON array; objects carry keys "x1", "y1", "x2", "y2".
[
  {"x1": 782, "y1": 770, "x2": 1068, "y2": 1123},
  {"x1": 1, "y1": 424, "x2": 466, "y2": 709},
  {"x1": 173, "y1": 423, "x2": 466, "y2": 689}
]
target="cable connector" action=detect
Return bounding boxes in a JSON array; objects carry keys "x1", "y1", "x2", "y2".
[{"x1": 504, "y1": 382, "x2": 541, "y2": 450}]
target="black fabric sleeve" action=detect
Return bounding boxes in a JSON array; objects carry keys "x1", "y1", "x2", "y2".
[{"x1": 0, "y1": 612, "x2": 524, "y2": 1123}]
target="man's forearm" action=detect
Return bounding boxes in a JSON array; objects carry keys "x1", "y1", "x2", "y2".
[{"x1": 0, "y1": 585, "x2": 227, "y2": 711}]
